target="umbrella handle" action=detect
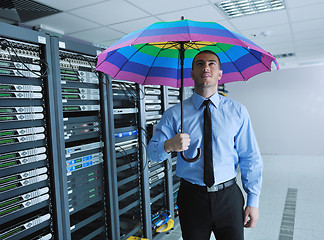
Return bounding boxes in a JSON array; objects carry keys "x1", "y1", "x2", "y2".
[{"x1": 180, "y1": 148, "x2": 201, "y2": 162}]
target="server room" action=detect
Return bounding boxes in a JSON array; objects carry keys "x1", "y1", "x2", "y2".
[{"x1": 0, "y1": 1, "x2": 323, "y2": 240}]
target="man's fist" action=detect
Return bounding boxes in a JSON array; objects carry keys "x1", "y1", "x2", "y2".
[{"x1": 164, "y1": 133, "x2": 191, "y2": 153}]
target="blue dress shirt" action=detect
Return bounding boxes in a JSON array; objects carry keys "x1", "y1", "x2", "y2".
[{"x1": 147, "y1": 92, "x2": 263, "y2": 208}]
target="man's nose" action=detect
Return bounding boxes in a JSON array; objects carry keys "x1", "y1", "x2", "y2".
[{"x1": 203, "y1": 63, "x2": 209, "y2": 72}]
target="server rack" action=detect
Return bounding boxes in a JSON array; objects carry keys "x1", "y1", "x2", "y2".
[
  {"x1": 141, "y1": 85, "x2": 176, "y2": 239},
  {"x1": 0, "y1": 23, "x2": 58, "y2": 240},
  {"x1": 50, "y1": 37, "x2": 111, "y2": 240},
  {"x1": 112, "y1": 80, "x2": 144, "y2": 240}
]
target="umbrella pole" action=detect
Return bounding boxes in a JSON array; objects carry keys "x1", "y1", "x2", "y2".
[
  {"x1": 179, "y1": 42, "x2": 201, "y2": 162},
  {"x1": 180, "y1": 43, "x2": 184, "y2": 133}
]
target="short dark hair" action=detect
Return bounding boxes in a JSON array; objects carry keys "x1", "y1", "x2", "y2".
[{"x1": 192, "y1": 50, "x2": 221, "y2": 70}]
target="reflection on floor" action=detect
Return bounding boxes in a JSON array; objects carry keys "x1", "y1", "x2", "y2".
[{"x1": 160, "y1": 155, "x2": 324, "y2": 240}]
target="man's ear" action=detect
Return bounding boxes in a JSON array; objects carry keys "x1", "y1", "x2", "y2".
[{"x1": 218, "y1": 70, "x2": 223, "y2": 81}]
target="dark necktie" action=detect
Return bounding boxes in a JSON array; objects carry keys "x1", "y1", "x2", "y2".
[{"x1": 203, "y1": 99, "x2": 215, "y2": 187}]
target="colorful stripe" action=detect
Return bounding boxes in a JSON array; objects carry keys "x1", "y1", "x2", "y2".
[{"x1": 96, "y1": 19, "x2": 278, "y2": 87}]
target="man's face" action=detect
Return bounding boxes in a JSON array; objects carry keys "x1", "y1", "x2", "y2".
[{"x1": 191, "y1": 52, "x2": 223, "y2": 89}]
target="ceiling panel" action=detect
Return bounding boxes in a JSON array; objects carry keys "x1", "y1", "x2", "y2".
[
  {"x1": 67, "y1": 26, "x2": 125, "y2": 43},
  {"x1": 34, "y1": 0, "x2": 104, "y2": 11},
  {"x1": 285, "y1": 0, "x2": 324, "y2": 9},
  {"x1": 295, "y1": 38, "x2": 324, "y2": 48},
  {"x1": 291, "y1": 18, "x2": 324, "y2": 33},
  {"x1": 294, "y1": 30, "x2": 324, "y2": 41},
  {"x1": 262, "y1": 42, "x2": 295, "y2": 54},
  {"x1": 108, "y1": 17, "x2": 160, "y2": 34},
  {"x1": 128, "y1": 0, "x2": 210, "y2": 15},
  {"x1": 241, "y1": 24, "x2": 292, "y2": 38},
  {"x1": 96, "y1": 39, "x2": 119, "y2": 48},
  {"x1": 230, "y1": 10, "x2": 289, "y2": 31},
  {"x1": 156, "y1": 5, "x2": 226, "y2": 23},
  {"x1": 252, "y1": 34, "x2": 294, "y2": 49},
  {"x1": 288, "y1": 3, "x2": 324, "y2": 22},
  {"x1": 69, "y1": 0, "x2": 150, "y2": 25},
  {"x1": 24, "y1": 12, "x2": 100, "y2": 34}
]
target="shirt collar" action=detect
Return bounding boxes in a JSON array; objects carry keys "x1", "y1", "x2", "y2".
[{"x1": 192, "y1": 91, "x2": 220, "y2": 110}]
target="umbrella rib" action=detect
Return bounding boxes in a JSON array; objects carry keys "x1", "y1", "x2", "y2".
[
  {"x1": 215, "y1": 44, "x2": 246, "y2": 81},
  {"x1": 143, "y1": 42, "x2": 170, "y2": 85},
  {"x1": 112, "y1": 43, "x2": 149, "y2": 79},
  {"x1": 190, "y1": 42, "x2": 202, "y2": 51},
  {"x1": 150, "y1": 42, "x2": 179, "y2": 50},
  {"x1": 96, "y1": 49, "x2": 118, "y2": 69},
  {"x1": 242, "y1": 46, "x2": 271, "y2": 71}
]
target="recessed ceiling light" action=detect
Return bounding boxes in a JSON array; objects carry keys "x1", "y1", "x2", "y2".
[{"x1": 216, "y1": 0, "x2": 285, "y2": 18}]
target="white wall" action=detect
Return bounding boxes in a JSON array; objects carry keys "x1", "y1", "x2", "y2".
[{"x1": 225, "y1": 65, "x2": 324, "y2": 156}]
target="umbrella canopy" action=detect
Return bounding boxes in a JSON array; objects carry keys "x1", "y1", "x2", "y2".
[
  {"x1": 96, "y1": 18, "x2": 278, "y2": 162},
  {"x1": 96, "y1": 19, "x2": 279, "y2": 88}
]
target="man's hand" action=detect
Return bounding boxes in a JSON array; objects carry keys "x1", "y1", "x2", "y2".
[
  {"x1": 244, "y1": 206, "x2": 259, "y2": 228},
  {"x1": 164, "y1": 133, "x2": 191, "y2": 153}
]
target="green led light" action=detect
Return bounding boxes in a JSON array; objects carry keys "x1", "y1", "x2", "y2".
[
  {"x1": 0, "y1": 131, "x2": 14, "y2": 136},
  {"x1": 0, "y1": 116, "x2": 14, "y2": 121},
  {"x1": 0, "y1": 93, "x2": 11, "y2": 97},
  {"x1": 75, "y1": 164, "x2": 82, "y2": 169},
  {"x1": 0, "y1": 85, "x2": 10, "y2": 89},
  {"x1": 0, "y1": 62, "x2": 10, "y2": 67},
  {"x1": 63, "y1": 95, "x2": 79, "y2": 99},
  {"x1": 0, "y1": 139, "x2": 14, "y2": 144},
  {"x1": 0, "y1": 153, "x2": 15, "y2": 160},
  {"x1": 0, "y1": 108, "x2": 12, "y2": 112},
  {"x1": 0, "y1": 183, "x2": 18, "y2": 192},
  {"x1": 63, "y1": 106, "x2": 79, "y2": 111},
  {"x1": 0, "y1": 69, "x2": 10, "y2": 74},
  {"x1": 0, "y1": 176, "x2": 18, "y2": 184},
  {"x1": 0, "y1": 227, "x2": 22, "y2": 239},
  {"x1": 61, "y1": 70, "x2": 75, "y2": 74},
  {"x1": 0, "y1": 161, "x2": 16, "y2": 168},
  {"x1": 0, "y1": 206, "x2": 20, "y2": 216},
  {"x1": 62, "y1": 76, "x2": 78, "y2": 80},
  {"x1": 63, "y1": 89, "x2": 78, "y2": 93},
  {"x1": 0, "y1": 197, "x2": 19, "y2": 208}
]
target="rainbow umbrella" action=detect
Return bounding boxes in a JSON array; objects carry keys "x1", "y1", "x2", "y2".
[{"x1": 96, "y1": 18, "x2": 278, "y2": 161}]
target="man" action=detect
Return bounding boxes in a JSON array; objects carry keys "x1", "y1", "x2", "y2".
[{"x1": 147, "y1": 50, "x2": 263, "y2": 240}]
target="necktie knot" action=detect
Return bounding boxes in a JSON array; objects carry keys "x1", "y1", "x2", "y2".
[{"x1": 203, "y1": 99, "x2": 211, "y2": 108}]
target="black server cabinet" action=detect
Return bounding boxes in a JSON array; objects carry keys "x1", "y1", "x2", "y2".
[
  {"x1": 0, "y1": 23, "x2": 60, "y2": 240},
  {"x1": 144, "y1": 85, "x2": 168, "y2": 239},
  {"x1": 49, "y1": 37, "x2": 111, "y2": 240},
  {"x1": 140, "y1": 85, "x2": 176, "y2": 239},
  {"x1": 112, "y1": 80, "x2": 144, "y2": 240},
  {"x1": 166, "y1": 87, "x2": 182, "y2": 222}
]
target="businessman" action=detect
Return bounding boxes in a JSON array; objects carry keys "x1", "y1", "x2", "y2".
[{"x1": 147, "y1": 50, "x2": 263, "y2": 240}]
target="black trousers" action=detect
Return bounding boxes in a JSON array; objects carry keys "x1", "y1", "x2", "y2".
[{"x1": 177, "y1": 181, "x2": 245, "y2": 240}]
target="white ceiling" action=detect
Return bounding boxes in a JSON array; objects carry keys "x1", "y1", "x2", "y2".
[{"x1": 24, "y1": 0, "x2": 324, "y2": 69}]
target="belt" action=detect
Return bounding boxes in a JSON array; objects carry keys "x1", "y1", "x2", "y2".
[{"x1": 180, "y1": 178, "x2": 236, "y2": 192}]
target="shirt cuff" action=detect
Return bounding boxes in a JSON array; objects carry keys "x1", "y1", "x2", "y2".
[
  {"x1": 155, "y1": 141, "x2": 171, "y2": 162},
  {"x1": 247, "y1": 194, "x2": 260, "y2": 208}
]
